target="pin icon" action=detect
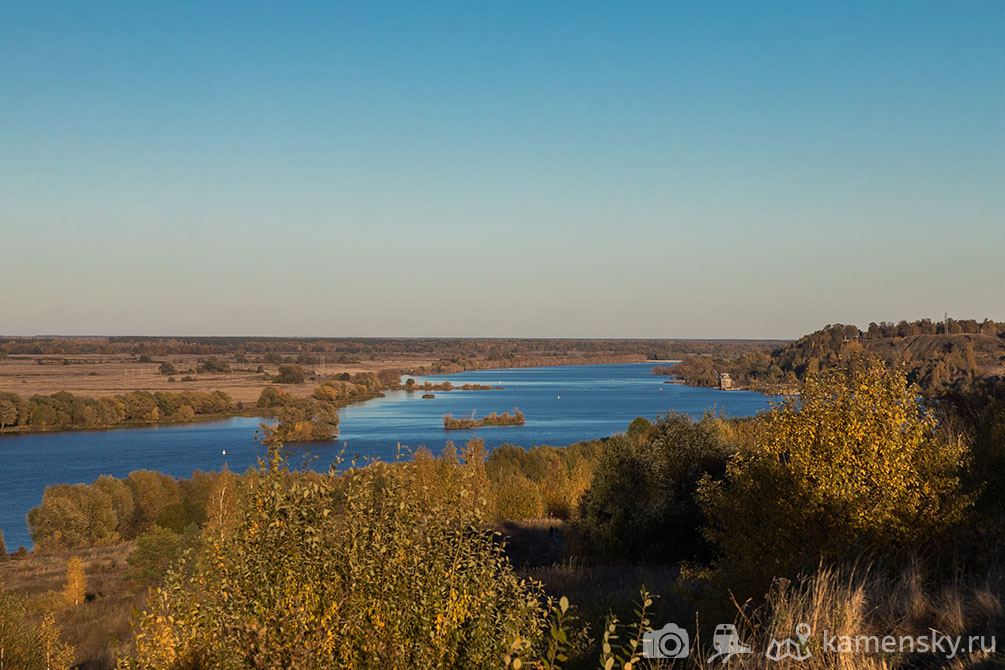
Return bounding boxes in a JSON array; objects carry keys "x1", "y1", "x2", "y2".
[{"x1": 796, "y1": 623, "x2": 811, "y2": 644}]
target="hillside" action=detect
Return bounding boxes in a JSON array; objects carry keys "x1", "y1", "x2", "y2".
[{"x1": 664, "y1": 318, "x2": 1005, "y2": 395}]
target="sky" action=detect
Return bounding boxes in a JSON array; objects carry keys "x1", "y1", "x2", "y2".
[{"x1": 1, "y1": 2, "x2": 1003, "y2": 339}]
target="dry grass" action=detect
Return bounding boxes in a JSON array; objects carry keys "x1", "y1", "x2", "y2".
[
  {"x1": 0, "y1": 543, "x2": 145, "y2": 670},
  {"x1": 645, "y1": 564, "x2": 1005, "y2": 669},
  {"x1": 0, "y1": 353, "x2": 434, "y2": 406}
]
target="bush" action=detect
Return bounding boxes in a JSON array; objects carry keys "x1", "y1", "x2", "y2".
[
  {"x1": 125, "y1": 449, "x2": 551, "y2": 668},
  {"x1": 493, "y1": 472, "x2": 545, "y2": 520},
  {"x1": 0, "y1": 591, "x2": 74, "y2": 670},
  {"x1": 691, "y1": 359, "x2": 969, "y2": 601}
]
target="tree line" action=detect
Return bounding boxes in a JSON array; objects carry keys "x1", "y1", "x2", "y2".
[{"x1": 0, "y1": 390, "x2": 235, "y2": 431}]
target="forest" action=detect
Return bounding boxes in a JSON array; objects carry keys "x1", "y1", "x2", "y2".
[
  {"x1": 5, "y1": 352, "x2": 1005, "y2": 668},
  {"x1": 663, "y1": 317, "x2": 1005, "y2": 395},
  {"x1": 0, "y1": 335, "x2": 783, "y2": 373}
]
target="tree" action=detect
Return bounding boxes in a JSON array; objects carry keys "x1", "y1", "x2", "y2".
[
  {"x1": 28, "y1": 483, "x2": 120, "y2": 547},
  {"x1": 273, "y1": 364, "x2": 307, "y2": 384},
  {"x1": 93, "y1": 475, "x2": 135, "y2": 539},
  {"x1": 63, "y1": 557, "x2": 86, "y2": 607},
  {"x1": 126, "y1": 526, "x2": 184, "y2": 590},
  {"x1": 577, "y1": 413, "x2": 733, "y2": 562},
  {"x1": 0, "y1": 393, "x2": 19, "y2": 430},
  {"x1": 692, "y1": 358, "x2": 968, "y2": 600},
  {"x1": 197, "y1": 356, "x2": 231, "y2": 373},
  {"x1": 125, "y1": 471, "x2": 183, "y2": 536},
  {"x1": 0, "y1": 528, "x2": 6, "y2": 557},
  {"x1": 158, "y1": 362, "x2": 178, "y2": 376}
]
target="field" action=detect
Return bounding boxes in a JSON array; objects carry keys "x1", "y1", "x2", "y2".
[{"x1": 0, "y1": 352, "x2": 449, "y2": 405}]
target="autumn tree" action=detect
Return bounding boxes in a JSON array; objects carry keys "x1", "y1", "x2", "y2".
[
  {"x1": 0, "y1": 393, "x2": 20, "y2": 429},
  {"x1": 63, "y1": 557, "x2": 86, "y2": 607},
  {"x1": 124, "y1": 448, "x2": 548, "y2": 669},
  {"x1": 28, "y1": 483, "x2": 120, "y2": 547},
  {"x1": 692, "y1": 358, "x2": 968, "y2": 600},
  {"x1": 273, "y1": 364, "x2": 307, "y2": 384}
]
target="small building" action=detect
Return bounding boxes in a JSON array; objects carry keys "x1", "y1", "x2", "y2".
[{"x1": 719, "y1": 372, "x2": 732, "y2": 390}]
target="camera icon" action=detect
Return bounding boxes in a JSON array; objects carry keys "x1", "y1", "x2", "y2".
[{"x1": 643, "y1": 622, "x2": 690, "y2": 659}]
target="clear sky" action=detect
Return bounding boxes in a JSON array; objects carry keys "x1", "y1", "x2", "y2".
[{"x1": 1, "y1": 2, "x2": 1003, "y2": 339}]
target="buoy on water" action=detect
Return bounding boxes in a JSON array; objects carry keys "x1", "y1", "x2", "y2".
[{"x1": 222, "y1": 449, "x2": 227, "y2": 455}]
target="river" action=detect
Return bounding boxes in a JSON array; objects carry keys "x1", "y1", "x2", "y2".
[{"x1": 0, "y1": 362, "x2": 774, "y2": 549}]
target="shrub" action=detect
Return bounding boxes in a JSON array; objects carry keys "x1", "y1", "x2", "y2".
[
  {"x1": 124, "y1": 449, "x2": 551, "y2": 669},
  {"x1": 691, "y1": 359, "x2": 969, "y2": 601},
  {"x1": 259, "y1": 396, "x2": 340, "y2": 443},
  {"x1": 0, "y1": 591, "x2": 74, "y2": 670}
]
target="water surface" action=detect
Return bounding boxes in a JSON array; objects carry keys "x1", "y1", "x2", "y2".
[{"x1": 0, "y1": 362, "x2": 773, "y2": 549}]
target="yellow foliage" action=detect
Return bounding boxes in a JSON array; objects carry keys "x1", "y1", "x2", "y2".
[
  {"x1": 692, "y1": 358, "x2": 969, "y2": 601},
  {"x1": 62, "y1": 556, "x2": 86, "y2": 607}
]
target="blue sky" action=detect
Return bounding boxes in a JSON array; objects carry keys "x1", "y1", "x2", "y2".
[{"x1": 1, "y1": 2, "x2": 1003, "y2": 338}]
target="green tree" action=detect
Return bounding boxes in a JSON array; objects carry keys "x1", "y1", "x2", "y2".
[
  {"x1": 93, "y1": 475, "x2": 135, "y2": 539},
  {"x1": 577, "y1": 413, "x2": 733, "y2": 562},
  {"x1": 126, "y1": 526, "x2": 184, "y2": 590}
]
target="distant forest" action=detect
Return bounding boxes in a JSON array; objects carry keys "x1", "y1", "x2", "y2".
[
  {"x1": 0, "y1": 335, "x2": 786, "y2": 374},
  {"x1": 663, "y1": 318, "x2": 1005, "y2": 395}
]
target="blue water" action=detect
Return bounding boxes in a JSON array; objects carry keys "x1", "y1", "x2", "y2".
[{"x1": 0, "y1": 362, "x2": 773, "y2": 549}]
